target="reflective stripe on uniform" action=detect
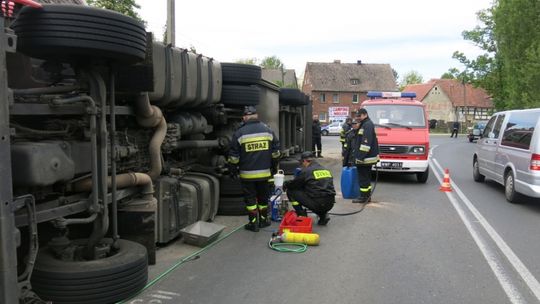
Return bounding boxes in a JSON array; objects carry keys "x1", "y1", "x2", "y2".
[
  {"x1": 358, "y1": 129, "x2": 364, "y2": 135},
  {"x1": 246, "y1": 204, "x2": 257, "y2": 211},
  {"x1": 228, "y1": 156, "x2": 239, "y2": 164},
  {"x1": 359, "y1": 144, "x2": 371, "y2": 152},
  {"x1": 272, "y1": 151, "x2": 281, "y2": 158},
  {"x1": 240, "y1": 169, "x2": 271, "y2": 179},
  {"x1": 291, "y1": 201, "x2": 300, "y2": 206},
  {"x1": 238, "y1": 132, "x2": 273, "y2": 144},
  {"x1": 356, "y1": 155, "x2": 380, "y2": 165},
  {"x1": 313, "y1": 169, "x2": 332, "y2": 179},
  {"x1": 360, "y1": 185, "x2": 372, "y2": 192},
  {"x1": 258, "y1": 204, "x2": 268, "y2": 210}
]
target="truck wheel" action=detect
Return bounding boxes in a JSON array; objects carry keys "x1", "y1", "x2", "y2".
[
  {"x1": 416, "y1": 167, "x2": 429, "y2": 183},
  {"x1": 279, "y1": 88, "x2": 308, "y2": 106},
  {"x1": 31, "y1": 239, "x2": 147, "y2": 304},
  {"x1": 12, "y1": 5, "x2": 147, "y2": 63},
  {"x1": 321, "y1": 130, "x2": 329, "y2": 136},
  {"x1": 218, "y1": 196, "x2": 247, "y2": 216},
  {"x1": 220, "y1": 85, "x2": 260, "y2": 106},
  {"x1": 220, "y1": 175, "x2": 244, "y2": 196},
  {"x1": 221, "y1": 63, "x2": 261, "y2": 84}
]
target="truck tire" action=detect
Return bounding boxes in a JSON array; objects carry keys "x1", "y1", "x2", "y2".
[
  {"x1": 12, "y1": 5, "x2": 147, "y2": 63},
  {"x1": 31, "y1": 239, "x2": 148, "y2": 304},
  {"x1": 219, "y1": 175, "x2": 243, "y2": 196},
  {"x1": 279, "y1": 88, "x2": 308, "y2": 106},
  {"x1": 416, "y1": 167, "x2": 429, "y2": 183},
  {"x1": 221, "y1": 85, "x2": 260, "y2": 106},
  {"x1": 218, "y1": 196, "x2": 247, "y2": 216},
  {"x1": 221, "y1": 63, "x2": 261, "y2": 84}
]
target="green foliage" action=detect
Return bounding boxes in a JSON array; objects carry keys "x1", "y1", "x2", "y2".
[
  {"x1": 260, "y1": 56, "x2": 284, "y2": 69},
  {"x1": 441, "y1": 68, "x2": 460, "y2": 79},
  {"x1": 236, "y1": 58, "x2": 258, "y2": 65},
  {"x1": 399, "y1": 70, "x2": 424, "y2": 90},
  {"x1": 87, "y1": 0, "x2": 145, "y2": 25},
  {"x1": 454, "y1": 1, "x2": 540, "y2": 110}
]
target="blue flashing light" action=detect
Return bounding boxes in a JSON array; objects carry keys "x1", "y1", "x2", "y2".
[
  {"x1": 366, "y1": 91, "x2": 417, "y2": 99},
  {"x1": 401, "y1": 92, "x2": 417, "y2": 98},
  {"x1": 367, "y1": 91, "x2": 383, "y2": 98}
]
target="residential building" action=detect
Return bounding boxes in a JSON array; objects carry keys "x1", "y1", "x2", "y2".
[
  {"x1": 262, "y1": 68, "x2": 298, "y2": 88},
  {"x1": 403, "y1": 79, "x2": 494, "y2": 125},
  {"x1": 302, "y1": 60, "x2": 397, "y2": 123}
]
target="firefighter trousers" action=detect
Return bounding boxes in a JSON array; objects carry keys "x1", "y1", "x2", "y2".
[
  {"x1": 287, "y1": 189, "x2": 334, "y2": 217},
  {"x1": 356, "y1": 165, "x2": 372, "y2": 198}
]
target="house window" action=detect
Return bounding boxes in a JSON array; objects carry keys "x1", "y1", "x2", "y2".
[
  {"x1": 332, "y1": 93, "x2": 339, "y2": 103},
  {"x1": 319, "y1": 112, "x2": 327, "y2": 122},
  {"x1": 352, "y1": 94, "x2": 359, "y2": 103},
  {"x1": 320, "y1": 93, "x2": 326, "y2": 103},
  {"x1": 351, "y1": 79, "x2": 359, "y2": 85}
]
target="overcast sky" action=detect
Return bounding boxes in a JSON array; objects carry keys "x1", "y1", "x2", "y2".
[{"x1": 138, "y1": 0, "x2": 493, "y2": 82}]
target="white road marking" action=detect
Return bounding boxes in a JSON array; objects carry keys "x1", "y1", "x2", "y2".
[
  {"x1": 432, "y1": 157, "x2": 540, "y2": 302},
  {"x1": 150, "y1": 294, "x2": 172, "y2": 300},
  {"x1": 157, "y1": 290, "x2": 181, "y2": 297},
  {"x1": 430, "y1": 158, "x2": 526, "y2": 304}
]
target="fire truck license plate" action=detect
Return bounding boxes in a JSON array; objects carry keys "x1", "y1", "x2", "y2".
[{"x1": 380, "y1": 162, "x2": 402, "y2": 168}]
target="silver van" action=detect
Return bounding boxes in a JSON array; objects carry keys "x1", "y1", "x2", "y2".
[{"x1": 473, "y1": 109, "x2": 540, "y2": 203}]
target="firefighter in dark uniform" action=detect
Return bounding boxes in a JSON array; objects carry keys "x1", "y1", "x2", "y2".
[
  {"x1": 342, "y1": 119, "x2": 360, "y2": 163},
  {"x1": 339, "y1": 117, "x2": 353, "y2": 150},
  {"x1": 228, "y1": 106, "x2": 281, "y2": 232},
  {"x1": 344, "y1": 108, "x2": 379, "y2": 203},
  {"x1": 283, "y1": 151, "x2": 336, "y2": 225}
]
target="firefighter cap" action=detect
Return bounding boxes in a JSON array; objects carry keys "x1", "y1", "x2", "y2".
[
  {"x1": 301, "y1": 151, "x2": 315, "y2": 161},
  {"x1": 243, "y1": 106, "x2": 257, "y2": 115}
]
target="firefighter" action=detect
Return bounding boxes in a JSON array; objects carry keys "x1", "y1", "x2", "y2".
[
  {"x1": 283, "y1": 152, "x2": 336, "y2": 225},
  {"x1": 228, "y1": 106, "x2": 281, "y2": 232},
  {"x1": 339, "y1": 117, "x2": 353, "y2": 150},
  {"x1": 342, "y1": 119, "x2": 360, "y2": 164},
  {"x1": 349, "y1": 108, "x2": 379, "y2": 203}
]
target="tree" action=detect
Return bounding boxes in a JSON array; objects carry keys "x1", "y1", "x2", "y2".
[
  {"x1": 399, "y1": 71, "x2": 424, "y2": 90},
  {"x1": 236, "y1": 58, "x2": 258, "y2": 65},
  {"x1": 441, "y1": 68, "x2": 460, "y2": 79},
  {"x1": 453, "y1": 1, "x2": 540, "y2": 110},
  {"x1": 260, "y1": 56, "x2": 284, "y2": 69},
  {"x1": 87, "y1": 0, "x2": 145, "y2": 25}
]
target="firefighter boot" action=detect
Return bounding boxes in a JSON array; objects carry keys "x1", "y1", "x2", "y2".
[
  {"x1": 317, "y1": 213, "x2": 330, "y2": 225},
  {"x1": 291, "y1": 201, "x2": 307, "y2": 216},
  {"x1": 352, "y1": 190, "x2": 371, "y2": 204},
  {"x1": 317, "y1": 151, "x2": 323, "y2": 158},
  {"x1": 244, "y1": 211, "x2": 259, "y2": 232},
  {"x1": 258, "y1": 205, "x2": 271, "y2": 228}
]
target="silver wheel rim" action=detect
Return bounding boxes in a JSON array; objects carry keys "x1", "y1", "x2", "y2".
[
  {"x1": 505, "y1": 174, "x2": 514, "y2": 199},
  {"x1": 474, "y1": 161, "x2": 479, "y2": 177}
]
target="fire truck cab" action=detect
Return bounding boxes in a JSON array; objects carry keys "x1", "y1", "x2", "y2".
[{"x1": 361, "y1": 92, "x2": 430, "y2": 183}]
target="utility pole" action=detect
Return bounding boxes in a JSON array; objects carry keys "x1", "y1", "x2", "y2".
[
  {"x1": 166, "y1": 0, "x2": 175, "y2": 46},
  {"x1": 462, "y1": 78, "x2": 467, "y2": 131}
]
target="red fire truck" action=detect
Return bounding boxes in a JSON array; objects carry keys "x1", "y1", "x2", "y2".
[{"x1": 361, "y1": 92, "x2": 431, "y2": 183}]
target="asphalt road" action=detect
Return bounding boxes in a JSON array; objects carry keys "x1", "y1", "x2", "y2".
[{"x1": 127, "y1": 135, "x2": 540, "y2": 304}]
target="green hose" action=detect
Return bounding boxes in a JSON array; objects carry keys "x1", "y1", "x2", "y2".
[{"x1": 268, "y1": 239, "x2": 308, "y2": 253}]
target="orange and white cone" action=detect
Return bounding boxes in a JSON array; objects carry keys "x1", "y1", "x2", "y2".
[{"x1": 439, "y1": 168, "x2": 452, "y2": 192}]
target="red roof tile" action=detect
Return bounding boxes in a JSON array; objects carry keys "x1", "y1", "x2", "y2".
[{"x1": 404, "y1": 79, "x2": 493, "y2": 108}]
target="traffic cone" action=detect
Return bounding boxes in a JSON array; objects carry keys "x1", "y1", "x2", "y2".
[{"x1": 439, "y1": 168, "x2": 452, "y2": 192}]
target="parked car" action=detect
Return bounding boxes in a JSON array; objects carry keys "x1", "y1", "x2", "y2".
[
  {"x1": 467, "y1": 120, "x2": 488, "y2": 142},
  {"x1": 472, "y1": 109, "x2": 540, "y2": 203},
  {"x1": 321, "y1": 122, "x2": 342, "y2": 136}
]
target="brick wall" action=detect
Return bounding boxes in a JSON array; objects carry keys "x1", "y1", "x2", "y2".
[{"x1": 308, "y1": 91, "x2": 367, "y2": 122}]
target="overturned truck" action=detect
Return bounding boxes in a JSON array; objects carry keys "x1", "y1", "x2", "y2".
[{"x1": 0, "y1": 3, "x2": 312, "y2": 304}]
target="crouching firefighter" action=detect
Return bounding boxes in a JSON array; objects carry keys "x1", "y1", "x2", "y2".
[
  {"x1": 228, "y1": 106, "x2": 281, "y2": 232},
  {"x1": 283, "y1": 152, "x2": 336, "y2": 225},
  {"x1": 347, "y1": 108, "x2": 379, "y2": 203}
]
